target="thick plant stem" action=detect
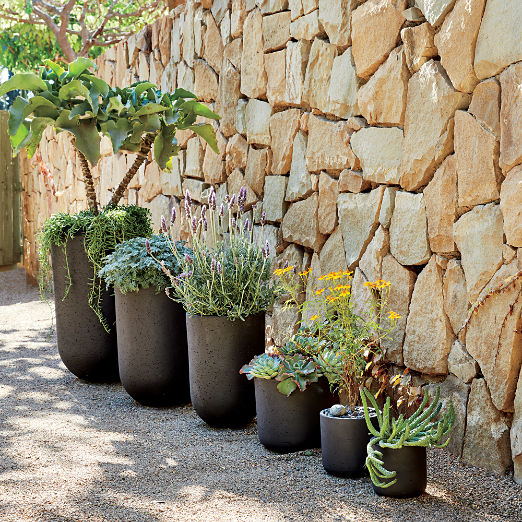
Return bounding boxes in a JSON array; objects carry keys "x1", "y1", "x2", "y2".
[
  {"x1": 108, "y1": 136, "x2": 154, "y2": 207},
  {"x1": 77, "y1": 150, "x2": 99, "y2": 215}
]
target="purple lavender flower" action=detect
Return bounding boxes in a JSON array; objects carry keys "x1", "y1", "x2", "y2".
[
  {"x1": 201, "y1": 205, "x2": 207, "y2": 219},
  {"x1": 260, "y1": 211, "x2": 266, "y2": 226},
  {"x1": 229, "y1": 194, "x2": 236, "y2": 209},
  {"x1": 161, "y1": 215, "x2": 167, "y2": 233},
  {"x1": 170, "y1": 206, "x2": 176, "y2": 225},
  {"x1": 283, "y1": 260, "x2": 289, "y2": 269},
  {"x1": 184, "y1": 198, "x2": 191, "y2": 221},
  {"x1": 231, "y1": 217, "x2": 236, "y2": 230},
  {"x1": 185, "y1": 190, "x2": 192, "y2": 206},
  {"x1": 243, "y1": 219, "x2": 250, "y2": 232},
  {"x1": 219, "y1": 203, "x2": 224, "y2": 217},
  {"x1": 184, "y1": 253, "x2": 193, "y2": 265},
  {"x1": 209, "y1": 186, "x2": 216, "y2": 210},
  {"x1": 211, "y1": 257, "x2": 216, "y2": 272},
  {"x1": 145, "y1": 238, "x2": 151, "y2": 254},
  {"x1": 217, "y1": 261, "x2": 222, "y2": 275},
  {"x1": 265, "y1": 240, "x2": 270, "y2": 257},
  {"x1": 238, "y1": 186, "x2": 247, "y2": 213},
  {"x1": 192, "y1": 216, "x2": 198, "y2": 234},
  {"x1": 261, "y1": 246, "x2": 266, "y2": 257}
]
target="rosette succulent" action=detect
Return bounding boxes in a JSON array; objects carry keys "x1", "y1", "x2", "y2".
[
  {"x1": 240, "y1": 353, "x2": 281, "y2": 380},
  {"x1": 276, "y1": 353, "x2": 321, "y2": 396}
]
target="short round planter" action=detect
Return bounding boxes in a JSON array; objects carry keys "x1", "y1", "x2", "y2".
[
  {"x1": 51, "y1": 235, "x2": 118, "y2": 382},
  {"x1": 115, "y1": 286, "x2": 189, "y2": 406},
  {"x1": 185, "y1": 313, "x2": 265, "y2": 428},
  {"x1": 372, "y1": 446, "x2": 427, "y2": 498},
  {"x1": 320, "y1": 409, "x2": 377, "y2": 477},
  {"x1": 254, "y1": 377, "x2": 335, "y2": 452}
]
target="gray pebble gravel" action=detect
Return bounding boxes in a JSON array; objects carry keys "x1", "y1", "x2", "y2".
[{"x1": 1, "y1": 268, "x2": 521, "y2": 521}]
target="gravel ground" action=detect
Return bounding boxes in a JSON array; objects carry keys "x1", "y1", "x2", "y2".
[{"x1": 0, "y1": 267, "x2": 521, "y2": 522}]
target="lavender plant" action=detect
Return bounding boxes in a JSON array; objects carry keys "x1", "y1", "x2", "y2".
[{"x1": 158, "y1": 186, "x2": 276, "y2": 320}]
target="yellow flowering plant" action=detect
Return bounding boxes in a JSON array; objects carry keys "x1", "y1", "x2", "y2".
[{"x1": 274, "y1": 267, "x2": 401, "y2": 411}]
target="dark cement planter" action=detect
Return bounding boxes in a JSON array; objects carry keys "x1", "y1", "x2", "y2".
[
  {"x1": 186, "y1": 313, "x2": 265, "y2": 428},
  {"x1": 372, "y1": 446, "x2": 427, "y2": 498},
  {"x1": 115, "y1": 287, "x2": 189, "y2": 406},
  {"x1": 51, "y1": 235, "x2": 118, "y2": 382},
  {"x1": 320, "y1": 409, "x2": 377, "y2": 477},
  {"x1": 254, "y1": 377, "x2": 335, "y2": 452}
]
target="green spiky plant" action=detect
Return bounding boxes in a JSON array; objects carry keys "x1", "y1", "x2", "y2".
[{"x1": 361, "y1": 387, "x2": 455, "y2": 489}]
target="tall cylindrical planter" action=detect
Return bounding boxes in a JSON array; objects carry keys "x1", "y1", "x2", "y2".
[
  {"x1": 115, "y1": 287, "x2": 190, "y2": 406},
  {"x1": 372, "y1": 446, "x2": 427, "y2": 498},
  {"x1": 255, "y1": 378, "x2": 335, "y2": 452},
  {"x1": 186, "y1": 313, "x2": 265, "y2": 427},
  {"x1": 51, "y1": 235, "x2": 118, "y2": 382},
  {"x1": 320, "y1": 410, "x2": 377, "y2": 477}
]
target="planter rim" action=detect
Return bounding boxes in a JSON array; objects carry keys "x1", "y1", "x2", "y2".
[
  {"x1": 320, "y1": 408, "x2": 378, "y2": 421},
  {"x1": 186, "y1": 311, "x2": 266, "y2": 319}
]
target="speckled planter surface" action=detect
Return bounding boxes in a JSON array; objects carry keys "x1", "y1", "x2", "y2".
[
  {"x1": 51, "y1": 235, "x2": 118, "y2": 382},
  {"x1": 186, "y1": 313, "x2": 265, "y2": 428},
  {"x1": 115, "y1": 287, "x2": 189, "y2": 406},
  {"x1": 254, "y1": 378, "x2": 335, "y2": 452}
]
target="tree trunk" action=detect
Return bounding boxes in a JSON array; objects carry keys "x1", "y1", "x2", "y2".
[
  {"x1": 108, "y1": 136, "x2": 154, "y2": 208},
  {"x1": 77, "y1": 150, "x2": 99, "y2": 214}
]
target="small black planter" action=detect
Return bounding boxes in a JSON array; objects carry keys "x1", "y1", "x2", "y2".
[
  {"x1": 186, "y1": 313, "x2": 265, "y2": 428},
  {"x1": 320, "y1": 409, "x2": 377, "y2": 477},
  {"x1": 254, "y1": 378, "x2": 335, "y2": 452},
  {"x1": 372, "y1": 446, "x2": 427, "y2": 498},
  {"x1": 51, "y1": 235, "x2": 118, "y2": 382},
  {"x1": 115, "y1": 287, "x2": 189, "y2": 406}
]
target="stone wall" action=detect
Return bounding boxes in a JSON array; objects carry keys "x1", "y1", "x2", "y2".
[{"x1": 22, "y1": 0, "x2": 522, "y2": 480}]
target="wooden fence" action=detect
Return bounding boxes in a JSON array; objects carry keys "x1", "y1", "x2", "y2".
[{"x1": 0, "y1": 111, "x2": 21, "y2": 267}]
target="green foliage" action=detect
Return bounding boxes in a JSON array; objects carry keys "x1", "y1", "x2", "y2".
[
  {"x1": 98, "y1": 235, "x2": 189, "y2": 294},
  {"x1": 163, "y1": 186, "x2": 276, "y2": 320},
  {"x1": 361, "y1": 387, "x2": 455, "y2": 489},
  {"x1": 276, "y1": 353, "x2": 321, "y2": 396},
  {"x1": 1, "y1": 57, "x2": 220, "y2": 166},
  {"x1": 240, "y1": 353, "x2": 281, "y2": 380},
  {"x1": 38, "y1": 205, "x2": 152, "y2": 331}
]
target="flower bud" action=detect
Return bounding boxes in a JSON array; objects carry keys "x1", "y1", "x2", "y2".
[
  {"x1": 192, "y1": 216, "x2": 198, "y2": 233},
  {"x1": 217, "y1": 261, "x2": 222, "y2": 275},
  {"x1": 145, "y1": 238, "x2": 151, "y2": 254},
  {"x1": 219, "y1": 203, "x2": 224, "y2": 217},
  {"x1": 265, "y1": 240, "x2": 270, "y2": 257},
  {"x1": 211, "y1": 257, "x2": 216, "y2": 272},
  {"x1": 161, "y1": 215, "x2": 167, "y2": 233},
  {"x1": 185, "y1": 190, "x2": 192, "y2": 206},
  {"x1": 260, "y1": 211, "x2": 266, "y2": 226},
  {"x1": 184, "y1": 253, "x2": 193, "y2": 265},
  {"x1": 170, "y1": 207, "x2": 176, "y2": 225}
]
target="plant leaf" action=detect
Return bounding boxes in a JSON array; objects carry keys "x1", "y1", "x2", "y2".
[
  {"x1": 277, "y1": 378, "x2": 297, "y2": 397},
  {"x1": 26, "y1": 117, "x2": 56, "y2": 157},
  {"x1": 134, "y1": 103, "x2": 168, "y2": 117},
  {"x1": 134, "y1": 82, "x2": 157, "y2": 97},
  {"x1": 10, "y1": 121, "x2": 31, "y2": 154},
  {"x1": 83, "y1": 75, "x2": 109, "y2": 97},
  {"x1": 68, "y1": 57, "x2": 95, "y2": 78},
  {"x1": 7, "y1": 97, "x2": 29, "y2": 136},
  {"x1": 153, "y1": 124, "x2": 179, "y2": 170},
  {"x1": 56, "y1": 111, "x2": 100, "y2": 164},
  {"x1": 101, "y1": 119, "x2": 133, "y2": 153},
  {"x1": 181, "y1": 100, "x2": 220, "y2": 120},
  {"x1": 171, "y1": 88, "x2": 197, "y2": 100},
  {"x1": 44, "y1": 59, "x2": 65, "y2": 78},
  {"x1": 59, "y1": 80, "x2": 93, "y2": 109},
  {"x1": 188, "y1": 123, "x2": 218, "y2": 153},
  {"x1": 106, "y1": 95, "x2": 125, "y2": 114},
  {"x1": 0, "y1": 73, "x2": 48, "y2": 97}
]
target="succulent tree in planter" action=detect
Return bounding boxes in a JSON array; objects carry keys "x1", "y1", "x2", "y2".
[
  {"x1": 99, "y1": 232, "x2": 191, "y2": 406},
  {"x1": 361, "y1": 387, "x2": 454, "y2": 498},
  {"x1": 0, "y1": 57, "x2": 219, "y2": 382},
  {"x1": 160, "y1": 187, "x2": 276, "y2": 428}
]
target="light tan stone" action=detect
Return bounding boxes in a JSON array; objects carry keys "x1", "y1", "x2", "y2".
[
  {"x1": 257, "y1": 0, "x2": 289, "y2": 14},
  {"x1": 453, "y1": 203, "x2": 504, "y2": 303},
  {"x1": 319, "y1": 0, "x2": 360, "y2": 48},
  {"x1": 262, "y1": 11, "x2": 291, "y2": 52},
  {"x1": 161, "y1": 62, "x2": 177, "y2": 92},
  {"x1": 400, "y1": 22, "x2": 437, "y2": 74},
  {"x1": 281, "y1": 193, "x2": 327, "y2": 251},
  {"x1": 319, "y1": 227, "x2": 348, "y2": 276},
  {"x1": 203, "y1": 131, "x2": 227, "y2": 184},
  {"x1": 455, "y1": 110, "x2": 501, "y2": 207},
  {"x1": 474, "y1": 0, "x2": 522, "y2": 80},
  {"x1": 227, "y1": 168, "x2": 258, "y2": 210},
  {"x1": 203, "y1": 12, "x2": 225, "y2": 74},
  {"x1": 351, "y1": 0, "x2": 407, "y2": 79},
  {"x1": 465, "y1": 261, "x2": 522, "y2": 412},
  {"x1": 500, "y1": 165, "x2": 522, "y2": 248},
  {"x1": 380, "y1": 253, "x2": 416, "y2": 365},
  {"x1": 245, "y1": 147, "x2": 270, "y2": 195},
  {"x1": 302, "y1": 0, "x2": 318, "y2": 13},
  {"x1": 357, "y1": 46, "x2": 409, "y2": 126},
  {"x1": 303, "y1": 39, "x2": 337, "y2": 114},
  {"x1": 400, "y1": 61, "x2": 470, "y2": 191},
  {"x1": 240, "y1": 9, "x2": 267, "y2": 98},
  {"x1": 182, "y1": 178, "x2": 209, "y2": 203},
  {"x1": 306, "y1": 115, "x2": 358, "y2": 172},
  {"x1": 379, "y1": 187, "x2": 397, "y2": 228},
  {"x1": 468, "y1": 79, "x2": 501, "y2": 138},
  {"x1": 231, "y1": 0, "x2": 247, "y2": 38},
  {"x1": 290, "y1": 10, "x2": 323, "y2": 41},
  {"x1": 359, "y1": 226, "x2": 389, "y2": 283},
  {"x1": 462, "y1": 378, "x2": 513, "y2": 475},
  {"x1": 225, "y1": 133, "x2": 248, "y2": 174},
  {"x1": 403, "y1": 256, "x2": 454, "y2": 374},
  {"x1": 215, "y1": 59, "x2": 241, "y2": 137},
  {"x1": 177, "y1": 61, "x2": 194, "y2": 92},
  {"x1": 270, "y1": 109, "x2": 301, "y2": 174},
  {"x1": 448, "y1": 339, "x2": 478, "y2": 384},
  {"x1": 338, "y1": 169, "x2": 370, "y2": 193},
  {"x1": 504, "y1": 245, "x2": 517, "y2": 264},
  {"x1": 327, "y1": 48, "x2": 360, "y2": 119},
  {"x1": 499, "y1": 63, "x2": 522, "y2": 172},
  {"x1": 415, "y1": 0, "x2": 455, "y2": 26},
  {"x1": 140, "y1": 162, "x2": 162, "y2": 203},
  {"x1": 513, "y1": 368, "x2": 522, "y2": 484},
  {"x1": 185, "y1": 137, "x2": 205, "y2": 179},
  {"x1": 265, "y1": 49, "x2": 287, "y2": 107},
  {"x1": 224, "y1": 38, "x2": 243, "y2": 71},
  {"x1": 137, "y1": 52, "x2": 150, "y2": 81},
  {"x1": 220, "y1": 9, "x2": 231, "y2": 46},
  {"x1": 286, "y1": 131, "x2": 312, "y2": 201},
  {"x1": 286, "y1": 40, "x2": 311, "y2": 106},
  {"x1": 182, "y1": 2, "x2": 195, "y2": 67},
  {"x1": 194, "y1": 59, "x2": 219, "y2": 102},
  {"x1": 349, "y1": 267, "x2": 374, "y2": 320},
  {"x1": 253, "y1": 223, "x2": 281, "y2": 259},
  {"x1": 318, "y1": 173, "x2": 339, "y2": 235},
  {"x1": 236, "y1": 99, "x2": 248, "y2": 136},
  {"x1": 424, "y1": 155, "x2": 458, "y2": 254},
  {"x1": 443, "y1": 259, "x2": 469, "y2": 336},
  {"x1": 271, "y1": 301, "x2": 300, "y2": 347},
  {"x1": 245, "y1": 99, "x2": 272, "y2": 146},
  {"x1": 337, "y1": 187, "x2": 385, "y2": 269},
  {"x1": 350, "y1": 127, "x2": 403, "y2": 185},
  {"x1": 289, "y1": 0, "x2": 303, "y2": 20},
  {"x1": 263, "y1": 176, "x2": 288, "y2": 222},
  {"x1": 434, "y1": 0, "x2": 486, "y2": 93},
  {"x1": 389, "y1": 192, "x2": 431, "y2": 266}
]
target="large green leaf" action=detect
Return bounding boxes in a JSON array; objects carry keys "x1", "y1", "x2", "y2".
[
  {"x1": 56, "y1": 111, "x2": 100, "y2": 164},
  {"x1": 154, "y1": 125, "x2": 180, "y2": 170},
  {"x1": 7, "y1": 97, "x2": 29, "y2": 136},
  {"x1": 138, "y1": 114, "x2": 161, "y2": 133},
  {"x1": 68, "y1": 57, "x2": 95, "y2": 78},
  {"x1": 134, "y1": 103, "x2": 168, "y2": 117},
  {"x1": 106, "y1": 95, "x2": 125, "y2": 114},
  {"x1": 23, "y1": 96, "x2": 57, "y2": 118},
  {"x1": 134, "y1": 82, "x2": 157, "y2": 97},
  {"x1": 69, "y1": 102, "x2": 95, "y2": 119},
  {"x1": 171, "y1": 88, "x2": 197, "y2": 100},
  {"x1": 276, "y1": 379, "x2": 297, "y2": 397},
  {"x1": 189, "y1": 123, "x2": 219, "y2": 153},
  {"x1": 101, "y1": 119, "x2": 133, "y2": 153},
  {"x1": 83, "y1": 75, "x2": 109, "y2": 97},
  {"x1": 0, "y1": 73, "x2": 47, "y2": 97},
  {"x1": 59, "y1": 80, "x2": 93, "y2": 108},
  {"x1": 44, "y1": 59, "x2": 66, "y2": 78},
  {"x1": 182, "y1": 100, "x2": 220, "y2": 120},
  {"x1": 26, "y1": 117, "x2": 56, "y2": 158},
  {"x1": 10, "y1": 121, "x2": 31, "y2": 154}
]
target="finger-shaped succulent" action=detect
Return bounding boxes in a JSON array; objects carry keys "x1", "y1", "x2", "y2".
[
  {"x1": 276, "y1": 354, "x2": 321, "y2": 396},
  {"x1": 240, "y1": 353, "x2": 281, "y2": 380}
]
